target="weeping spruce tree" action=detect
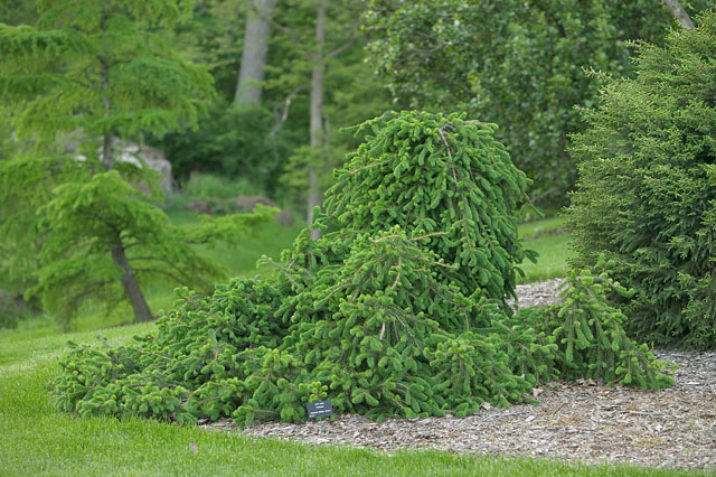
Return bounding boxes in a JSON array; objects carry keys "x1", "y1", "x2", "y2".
[
  {"x1": 321, "y1": 111, "x2": 537, "y2": 303},
  {"x1": 55, "y1": 111, "x2": 672, "y2": 426},
  {"x1": 0, "y1": 0, "x2": 269, "y2": 325}
]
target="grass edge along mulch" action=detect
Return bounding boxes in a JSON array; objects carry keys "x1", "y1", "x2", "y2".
[{"x1": 0, "y1": 324, "x2": 706, "y2": 477}]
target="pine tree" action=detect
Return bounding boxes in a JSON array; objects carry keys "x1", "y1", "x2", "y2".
[{"x1": 0, "y1": 0, "x2": 269, "y2": 325}]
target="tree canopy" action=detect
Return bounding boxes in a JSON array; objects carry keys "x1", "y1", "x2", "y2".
[{"x1": 363, "y1": 0, "x2": 714, "y2": 208}]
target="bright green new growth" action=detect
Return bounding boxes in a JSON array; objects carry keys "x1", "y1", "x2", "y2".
[
  {"x1": 55, "y1": 111, "x2": 673, "y2": 426},
  {"x1": 549, "y1": 256, "x2": 675, "y2": 389},
  {"x1": 321, "y1": 111, "x2": 536, "y2": 304}
]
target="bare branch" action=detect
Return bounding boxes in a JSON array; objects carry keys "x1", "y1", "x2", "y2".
[
  {"x1": 267, "y1": 83, "x2": 309, "y2": 141},
  {"x1": 325, "y1": 37, "x2": 357, "y2": 61}
]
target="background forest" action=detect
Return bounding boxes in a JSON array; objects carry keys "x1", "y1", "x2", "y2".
[{"x1": 1, "y1": 0, "x2": 714, "y2": 336}]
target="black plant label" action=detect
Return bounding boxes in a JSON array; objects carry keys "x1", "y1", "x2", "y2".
[{"x1": 306, "y1": 400, "x2": 332, "y2": 419}]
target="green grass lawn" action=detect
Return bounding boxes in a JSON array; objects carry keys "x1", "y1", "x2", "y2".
[
  {"x1": 517, "y1": 216, "x2": 573, "y2": 283},
  {"x1": 517, "y1": 233, "x2": 573, "y2": 283},
  {"x1": 1, "y1": 216, "x2": 708, "y2": 476},
  {"x1": 517, "y1": 216, "x2": 567, "y2": 239},
  {"x1": 167, "y1": 209, "x2": 304, "y2": 279},
  {"x1": 0, "y1": 324, "x2": 706, "y2": 477}
]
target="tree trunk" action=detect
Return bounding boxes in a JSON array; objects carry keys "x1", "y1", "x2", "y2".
[
  {"x1": 111, "y1": 241, "x2": 153, "y2": 322},
  {"x1": 307, "y1": 0, "x2": 326, "y2": 240},
  {"x1": 235, "y1": 0, "x2": 276, "y2": 105},
  {"x1": 662, "y1": 0, "x2": 695, "y2": 29},
  {"x1": 100, "y1": 1, "x2": 114, "y2": 169},
  {"x1": 101, "y1": 131, "x2": 113, "y2": 170},
  {"x1": 100, "y1": 0, "x2": 150, "y2": 322}
]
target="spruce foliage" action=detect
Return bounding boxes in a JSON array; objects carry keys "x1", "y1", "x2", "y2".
[
  {"x1": 549, "y1": 257, "x2": 674, "y2": 389},
  {"x1": 321, "y1": 111, "x2": 536, "y2": 303},
  {"x1": 569, "y1": 12, "x2": 716, "y2": 350},
  {"x1": 55, "y1": 111, "x2": 673, "y2": 426}
]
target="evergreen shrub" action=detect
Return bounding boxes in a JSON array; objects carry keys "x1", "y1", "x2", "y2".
[
  {"x1": 321, "y1": 111, "x2": 536, "y2": 304},
  {"x1": 569, "y1": 13, "x2": 716, "y2": 350},
  {"x1": 55, "y1": 111, "x2": 673, "y2": 426}
]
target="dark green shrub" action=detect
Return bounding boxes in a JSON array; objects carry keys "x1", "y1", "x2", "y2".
[
  {"x1": 153, "y1": 101, "x2": 282, "y2": 193},
  {"x1": 55, "y1": 111, "x2": 673, "y2": 426},
  {"x1": 569, "y1": 13, "x2": 716, "y2": 350},
  {"x1": 0, "y1": 306, "x2": 18, "y2": 329},
  {"x1": 0, "y1": 290, "x2": 35, "y2": 329}
]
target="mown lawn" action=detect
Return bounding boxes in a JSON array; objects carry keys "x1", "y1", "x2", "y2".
[
  {"x1": 517, "y1": 216, "x2": 573, "y2": 283},
  {"x1": 166, "y1": 210, "x2": 304, "y2": 279},
  {"x1": 0, "y1": 324, "x2": 705, "y2": 477}
]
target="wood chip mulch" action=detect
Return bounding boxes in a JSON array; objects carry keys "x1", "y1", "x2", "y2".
[{"x1": 201, "y1": 279, "x2": 716, "y2": 471}]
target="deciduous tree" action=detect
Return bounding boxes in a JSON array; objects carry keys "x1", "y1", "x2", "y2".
[{"x1": 363, "y1": 0, "x2": 714, "y2": 208}]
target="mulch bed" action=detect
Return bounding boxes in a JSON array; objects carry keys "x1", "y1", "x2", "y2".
[{"x1": 201, "y1": 279, "x2": 716, "y2": 471}]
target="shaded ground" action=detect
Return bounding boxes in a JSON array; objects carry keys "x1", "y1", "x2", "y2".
[{"x1": 203, "y1": 280, "x2": 716, "y2": 471}]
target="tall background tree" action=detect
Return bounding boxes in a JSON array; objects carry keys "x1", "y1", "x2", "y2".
[
  {"x1": 267, "y1": 0, "x2": 383, "y2": 233},
  {"x1": 0, "y1": 0, "x2": 270, "y2": 326},
  {"x1": 663, "y1": 0, "x2": 697, "y2": 28},
  {"x1": 235, "y1": 0, "x2": 275, "y2": 105}
]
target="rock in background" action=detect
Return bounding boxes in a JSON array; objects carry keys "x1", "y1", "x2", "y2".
[{"x1": 112, "y1": 140, "x2": 174, "y2": 195}]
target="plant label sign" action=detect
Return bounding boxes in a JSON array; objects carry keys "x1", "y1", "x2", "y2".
[{"x1": 306, "y1": 400, "x2": 332, "y2": 419}]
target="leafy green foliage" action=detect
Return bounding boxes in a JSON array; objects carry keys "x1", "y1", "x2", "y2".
[
  {"x1": 55, "y1": 111, "x2": 672, "y2": 427},
  {"x1": 569, "y1": 12, "x2": 716, "y2": 350},
  {"x1": 363, "y1": 0, "x2": 715, "y2": 207},
  {"x1": 153, "y1": 102, "x2": 281, "y2": 190}
]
